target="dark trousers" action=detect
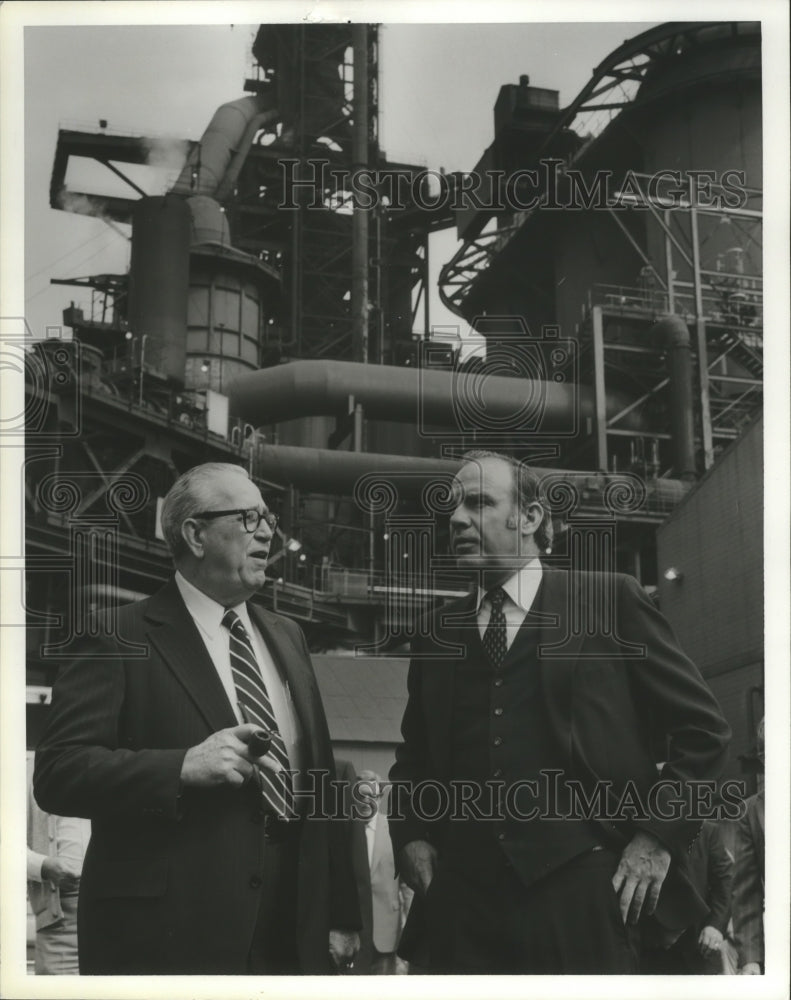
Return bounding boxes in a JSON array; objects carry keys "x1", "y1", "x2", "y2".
[
  {"x1": 641, "y1": 927, "x2": 722, "y2": 975},
  {"x1": 247, "y1": 822, "x2": 301, "y2": 974},
  {"x1": 424, "y1": 847, "x2": 640, "y2": 974}
]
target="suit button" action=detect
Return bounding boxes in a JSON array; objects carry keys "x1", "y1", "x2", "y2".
[
  {"x1": 493, "y1": 678, "x2": 503, "y2": 687},
  {"x1": 492, "y1": 768, "x2": 503, "y2": 778},
  {"x1": 493, "y1": 737, "x2": 503, "y2": 747},
  {"x1": 497, "y1": 832, "x2": 506, "y2": 841},
  {"x1": 493, "y1": 707, "x2": 503, "y2": 717},
  {"x1": 249, "y1": 875, "x2": 263, "y2": 889}
]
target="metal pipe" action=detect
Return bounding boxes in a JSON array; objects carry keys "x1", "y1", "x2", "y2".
[
  {"x1": 250, "y1": 442, "x2": 688, "y2": 509},
  {"x1": 690, "y1": 196, "x2": 714, "y2": 469},
  {"x1": 171, "y1": 96, "x2": 276, "y2": 197},
  {"x1": 254, "y1": 444, "x2": 459, "y2": 494},
  {"x1": 652, "y1": 315, "x2": 696, "y2": 480},
  {"x1": 229, "y1": 359, "x2": 644, "y2": 432},
  {"x1": 351, "y1": 24, "x2": 369, "y2": 364},
  {"x1": 591, "y1": 306, "x2": 608, "y2": 470}
]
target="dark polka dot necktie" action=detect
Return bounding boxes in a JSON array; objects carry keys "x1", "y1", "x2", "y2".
[
  {"x1": 221, "y1": 608, "x2": 295, "y2": 818},
  {"x1": 482, "y1": 587, "x2": 508, "y2": 669}
]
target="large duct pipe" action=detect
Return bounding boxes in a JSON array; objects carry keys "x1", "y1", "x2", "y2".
[
  {"x1": 254, "y1": 444, "x2": 460, "y2": 494},
  {"x1": 250, "y1": 443, "x2": 688, "y2": 507},
  {"x1": 230, "y1": 359, "x2": 642, "y2": 432},
  {"x1": 171, "y1": 95, "x2": 277, "y2": 198},
  {"x1": 653, "y1": 315, "x2": 696, "y2": 480}
]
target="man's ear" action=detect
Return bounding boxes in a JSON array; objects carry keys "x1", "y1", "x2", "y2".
[
  {"x1": 519, "y1": 505, "x2": 542, "y2": 537},
  {"x1": 181, "y1": 518, "x2": 205, "y2": 559}
]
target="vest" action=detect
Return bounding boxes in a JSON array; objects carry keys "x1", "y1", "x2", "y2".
[{"x1": 446, "y1": 580, "x2": 600, "y2": 888}]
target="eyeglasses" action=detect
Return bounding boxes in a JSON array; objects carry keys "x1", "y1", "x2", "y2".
[{"x1": 193, "y1": 508, "x2": 278, "y2": 534}]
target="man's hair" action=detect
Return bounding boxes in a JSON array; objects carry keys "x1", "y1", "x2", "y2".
[
  {"x1": 160, "y1": 463, "x2": 250, "y2": 559},
  {"x1": 460, "y1": 449, "x2": 554, "y2": 553}
]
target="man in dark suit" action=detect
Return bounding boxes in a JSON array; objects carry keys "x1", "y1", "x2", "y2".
[
  {"x1": 34, "y1": 462, "x2": 360, "y2": 974},
  {"x1": 389, "y1": 450, "x2": 731, "y2": 974}
]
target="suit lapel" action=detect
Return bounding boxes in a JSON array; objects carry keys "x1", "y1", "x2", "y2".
[
  {"x1": 428, "y1": 595, "x2": 478, "y2": 778},
  {"x1": 144, "y1": 579, "x2": 237, "y2": 733}
]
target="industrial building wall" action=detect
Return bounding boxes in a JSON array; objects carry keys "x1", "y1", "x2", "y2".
[{"x1": 656, "y1": 415, "x2": 763, "y2": 777}]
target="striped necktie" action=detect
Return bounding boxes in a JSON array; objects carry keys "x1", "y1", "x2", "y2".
[
  {"x1": 221, "y1": 608, "x2": 295, "y2": 819},
  {"x1": 482, "y1": 587, "x2": 508, "y2": 669}
]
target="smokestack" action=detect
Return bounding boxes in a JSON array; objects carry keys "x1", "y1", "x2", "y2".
[{"x1": 127, "y1": 195, "x2": 191, "y2": 385}]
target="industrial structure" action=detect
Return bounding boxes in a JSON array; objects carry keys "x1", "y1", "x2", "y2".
[{"x1": 25, "y1": 22, "x2": 762, "y2": 765}]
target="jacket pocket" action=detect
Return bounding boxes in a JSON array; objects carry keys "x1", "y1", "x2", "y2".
[{"x1": 89, "y1": 857, "x2": 169, "y2": 899}]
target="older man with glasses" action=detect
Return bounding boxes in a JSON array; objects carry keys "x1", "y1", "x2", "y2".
[{"x1": 34, "y1": 462, "x2": 361, "y2": 975}]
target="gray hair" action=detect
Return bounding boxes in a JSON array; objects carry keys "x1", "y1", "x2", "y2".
[
  {"x1": 460, "y1": 449, "x2": 554, "y2": 553},
  {"x1": 160, "y1": 463, "x2": 250, "y2": 559}
]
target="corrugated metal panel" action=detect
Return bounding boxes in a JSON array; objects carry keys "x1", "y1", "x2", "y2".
[
  {"x1": 657, "y1": 416, "x2": 763, "y2": 676},
  {"x1": 706, "y1": 662, "x2": 763, "y2": 781},
  {"x1": 312, "y1": 654, "x2": 409, "y2": 744}
]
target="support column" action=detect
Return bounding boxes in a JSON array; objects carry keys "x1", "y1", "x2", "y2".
[
  {"x1": 591, "y1": 306, "x2": 608, "y2": 471},
  {"x1": 689, "y1": 196, "x2": 714, "y2": 469},
  {"x1": 351, "y1": 24, "x2": 369, "y2": 365}
]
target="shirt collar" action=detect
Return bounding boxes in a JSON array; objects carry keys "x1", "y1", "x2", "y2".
[
  {"x1": 476, "y1": 557, "x2": 543, "y2": 614},
  {"x1": 175, "y1": 571, "x2": 249, "y2": 639}
]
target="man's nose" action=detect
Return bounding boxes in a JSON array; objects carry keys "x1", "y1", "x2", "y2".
[
  {"x1": 255, "y1": 515, "x2": 274, "y2": 539},
  {"x1": 449, "y1": 503, "x2": 468, "y2": 529}
]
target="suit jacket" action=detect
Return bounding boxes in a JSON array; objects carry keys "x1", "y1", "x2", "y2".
[
  {"x1": 34, "y1": 578, "x2": 359, "y2": 974},
  {"x1": 732, "y1": 790, "x2": 764, "y2": 967},
  {"x1": 389, "y1": 568, "x2": 731, "y2": 957}
]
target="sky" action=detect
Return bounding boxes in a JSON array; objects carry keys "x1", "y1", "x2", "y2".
[{"x1": 17, "y1": 18, "x2": 662, "y2": 342}]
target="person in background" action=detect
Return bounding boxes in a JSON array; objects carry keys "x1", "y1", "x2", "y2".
[
  {"x1": 733, "y1": 717, "x2": 765, "y2": 975},
  {"x1": 357, "y1": 770, "x2": 403, "y2": 974},
  {"x1": 641, "y1": 817, "x2": 733, "y2": 973},
  {"x1": 26, "y1": 752, "x2": 90, "y2": 975},
  {"x1": 334, "y1": 758, "x2": 374, "y2": 975}
]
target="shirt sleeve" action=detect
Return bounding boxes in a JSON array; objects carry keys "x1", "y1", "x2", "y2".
[{"x1": 27, "y1": 848, "x2": 46, "y2": 882}]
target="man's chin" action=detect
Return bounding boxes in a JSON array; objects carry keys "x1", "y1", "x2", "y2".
[
  {"x1": 453, "y1": 551, "x2": 484, "y2": 567},
  {"x1": 242, "y1": 569, "x2": 268, "y2": 592}
]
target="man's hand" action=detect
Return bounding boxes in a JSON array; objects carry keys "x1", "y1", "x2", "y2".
[
  {"x1": 740, "y1": 962, "x2": 761, "y2": 974},
  {"x1": 398, "y1": 839, "x2": 437, "y2": 897},
  {"x1": 697, "y1": 925, "x2": 723, "y2": 957},
  {"x1": 41, "y1": 857, "x2": 81, "y2": 892},
  {"x1": 328, "y1": 928, "x2": 360, "y2": 971},
  {"x1": 611, "y1": 830, "x2": 671, "y2": 925},
  {"x1": 179, "y1": 723, "x2": 282, "y2": 788}
]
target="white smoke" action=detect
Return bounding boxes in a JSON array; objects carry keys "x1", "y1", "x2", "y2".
[{"x1": 56, "y1": 190, "x2": 110, "y2": 219}]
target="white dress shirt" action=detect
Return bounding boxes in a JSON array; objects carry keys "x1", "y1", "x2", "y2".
[
  {"x1": 475, "y1": 558, "x2": 543, "y2": 651},
  {"x1": 174, "y1": 572, "x2": 304, "y2": 773},
  {"x1": 365, "y1": 810, "x2": 378, "y2": 869}
]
